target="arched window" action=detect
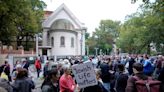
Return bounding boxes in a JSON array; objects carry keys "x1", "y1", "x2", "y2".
[
  {"x1": 71, "y1": 37, "x2": 74, "y2": 47},
  {"x1": 51, "y1": 37, "x2": 54, "y2": 47},
  {"x1": 60, "y1": 36, "x2": 65, "y2": 47}
]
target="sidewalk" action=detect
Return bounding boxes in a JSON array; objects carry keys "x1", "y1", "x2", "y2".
[{"x1": 29, "y1": 65, "x2": 44, "y2": 92}]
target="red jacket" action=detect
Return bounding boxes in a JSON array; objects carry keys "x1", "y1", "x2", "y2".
[
  {"x1": 59, "y1": 74, "x2": 76, "y2": 92},
  {"x1": 35, "y1": 59, "x2": 41, "y2": 69}
]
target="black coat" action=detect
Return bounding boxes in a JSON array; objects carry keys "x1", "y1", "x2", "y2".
[
  {"x1": 128, "y1": 58, "x2": 135, "y2": 75},
  {"x1": 100, "y1": 62, "x2": 111, "y2": 83},
  {"x1": 41, "y1": 79, "x2": 59, "y2": 92},
  {"x1": 12, "y1": 77, "x2": 35, "y2": 92},
  {"x1": 80, "y1": 81, "x2": 108, "y2": 92},
  {"x1": 158, "y1": 67, "x2": 164, "y2": 92},
  {"x1": 115, "y1": 73, "x2": 128, "y2": 92}
]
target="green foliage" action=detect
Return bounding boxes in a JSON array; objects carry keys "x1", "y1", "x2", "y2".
[
  {"x1": 86, "y1": 20, "x2": 120, "y2": 55},
  {"x1": 0, "y1": 0, "x2": 46, "y2": 49},
  {"x1": 117, "y1": 1, "x2": 164, "y2": 54},
  {"x1": 85, "y1": 32, "x2": 90, "y2": 40}
]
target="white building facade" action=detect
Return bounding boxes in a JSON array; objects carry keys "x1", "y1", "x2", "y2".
[{"x1": 42, "y1": 4, "x2": 86, "y2": 60}]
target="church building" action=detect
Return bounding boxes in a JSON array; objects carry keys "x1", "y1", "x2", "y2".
[{"x1": 41, "y1": 4, "x2": 86, "y2": 60}]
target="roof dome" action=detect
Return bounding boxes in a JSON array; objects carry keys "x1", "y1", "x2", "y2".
[{"x1": 51, "y1": 19, "x2": 75, "y2": 30}]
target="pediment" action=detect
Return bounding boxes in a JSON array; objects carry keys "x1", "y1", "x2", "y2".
[{"x1": 43, "y1": 4, "x2": 84, "y2": 30}]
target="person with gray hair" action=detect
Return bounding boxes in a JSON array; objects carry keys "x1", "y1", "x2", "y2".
[{"x1": 59, "y1": 65, "x2": 76, "y2": 92}]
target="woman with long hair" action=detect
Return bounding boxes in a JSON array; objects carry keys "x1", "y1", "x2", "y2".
[
  {"x1": 12, "y1": 68, "x2": 35, "y2": 92},
  {"x1": 41, "y1": 69, "x2": 60, "y2": 92}
]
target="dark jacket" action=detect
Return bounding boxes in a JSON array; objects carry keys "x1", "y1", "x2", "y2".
[
  {"x1": 23, "y1": 62, "x2": 29, "y2": 70},
  {"x1": 0, "y1": 64, "x2": 11, "y2": 81},
  {"x1": 41, "y1": 80, "x2": 59, "y2": 92},
  {"x1": 12, "y1": 77, "x2": 35, "y2": 92},
  {"x1": 115, "y1": 72, "x2": 128, "y2": 92},
  {"x1": 0, "y1": 78, "x2": 13, "y2": 92},
  {"x1": 43, "y1": 65, "x2": 49, "y2": 77},
  {"x1": 100, "y1": 62, "x2": 111, "y2": 83},
  {"x1": 128, "y1": 58, "x2": 135, "y2": 75},
  {"x1": 158, "y1": 67, "x2": 164, "y2": 92},
  {"x1": 0, "y1": 64, "x2": 10, "y2": 76},
  {"x1": 80, "y1": 81, "x2": 108, "y2": 92}
]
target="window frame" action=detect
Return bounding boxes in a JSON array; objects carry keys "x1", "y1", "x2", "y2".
[{"x1": 60, "y1": 36, "x2": 65, "y2": 47}]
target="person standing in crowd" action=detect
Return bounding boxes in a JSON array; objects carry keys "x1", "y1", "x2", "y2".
[
  {"x1": 43, "y1": 61, "x2": 50, "y2": 78},
  {"x1": 155, "y1": 55, "x2": 163, "y2": 75},
  {"x1": 57, "y1": 63, "x2": 64, "y2": 76},
  {"x1": 128, "y1": 55, "x2": 136, "y2": 75},
  {"x1": 121, "y1": 56, "x2": 127, "y2": 65},
  {"x1": 0, "y1": 61, "x2": 11, "y2": 81},
  {"x1": 100, "y1": 58, "x2": 111, "y2": 92},
  {"x1": 35, "y1": 57, "x2": 42, "y2": 78},
  {"x1": 12, "y1": 60, "x2": 21, "y2": 73},
  {"x1": 0, "y1": 77, "x2": 13, "y2": 92},
  {"x1": 41, "y1": 69, "x2": 60, "y2": 92},
  {"x1": 59, "y1": 66, "x2": 76, "y2": 92},
  {"x1": 138, "y1": 55, "x2": 144, "y2": 63},
  {"x1": 143, "y1": 54, "x2": 154, "y2": 76},
  {"x1": 126, "y1": 63, "x2": 148, "y2": 92},
  {"x1": 12, "y1": 68, "x2": 35, "y2": 92},
  {"x1": 114, "y1": 64, "x2": 128, "y2": 92},
  {"x1": 12, "y1": 65, "x2": 22, "y2": 80},
  {"x1": 22, "y1": 59, "x2": 29, "y2": 70},
  {"x1": 158, "y1": 56, "x2": 164, "y2": 92},
  {"x1": 79, "y1": 69, "x2": 108, "y2": 92}
]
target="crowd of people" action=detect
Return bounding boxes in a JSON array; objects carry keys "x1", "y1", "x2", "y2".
[{"x1": 0, "y1": 54, "x2": 164, "y2": 92}]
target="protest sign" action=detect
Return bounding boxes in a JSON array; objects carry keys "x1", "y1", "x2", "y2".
[{"x1": 72, "y1": 62, "x2": 98, "y2": 88}]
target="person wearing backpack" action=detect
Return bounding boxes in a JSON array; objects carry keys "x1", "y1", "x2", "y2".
[
  {"x1": 126, "y1": 63, "x2": 161, "y2": 92},
  {"x1": 158, "y1": 59, "x2": 164, "y2": 92}
]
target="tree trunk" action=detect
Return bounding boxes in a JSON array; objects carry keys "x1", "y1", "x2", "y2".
[{"x1": 147, "y1": 44, "x2": 150, "y2": 55}]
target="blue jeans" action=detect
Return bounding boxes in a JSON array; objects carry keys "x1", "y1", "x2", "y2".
[{"x1": 103, "y1": 82, "x2": 110, "y2": 92}]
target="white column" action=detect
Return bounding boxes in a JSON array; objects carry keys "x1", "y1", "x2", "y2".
[
  {"x1": 82, "y1": 29, "x2": 86, "y2": 55},
  {"x1": 77, "y1": 31, "x2": 81, "y2": 55},
  {"x1": 42, "y1": 29, "x2": 48, "y2": 46}
]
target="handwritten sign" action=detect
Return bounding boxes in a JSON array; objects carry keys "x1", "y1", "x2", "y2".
[{"x1": 72, "y1": 62, "x2": 98, "y2": 88}]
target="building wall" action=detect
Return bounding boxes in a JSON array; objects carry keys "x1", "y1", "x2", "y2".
[{"x1": 50, "y1": 30, "x2": 78, "y2": 56}]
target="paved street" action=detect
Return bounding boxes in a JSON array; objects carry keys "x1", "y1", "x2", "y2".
[{"x1": 29, "y1": 65, "x2": 44, "y2": 92}]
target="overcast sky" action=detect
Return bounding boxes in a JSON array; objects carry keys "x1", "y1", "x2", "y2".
[{"x1": 42, "y1": 0, "x2": 142, "y2": 34}]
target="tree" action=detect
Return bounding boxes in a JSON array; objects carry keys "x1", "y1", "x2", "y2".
[
  {"x1": 87, "y1": 19, "x2": 120, "y2": 55},
  {"x1": 85, "y1": 32, "x2": 90, "y2": 40},
  {"x1": 0, "y1": 0, "x2": 46, "y2": 50},
  {"x1": 117, "y1": 3, "x2": 164, "y2": 54}
]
